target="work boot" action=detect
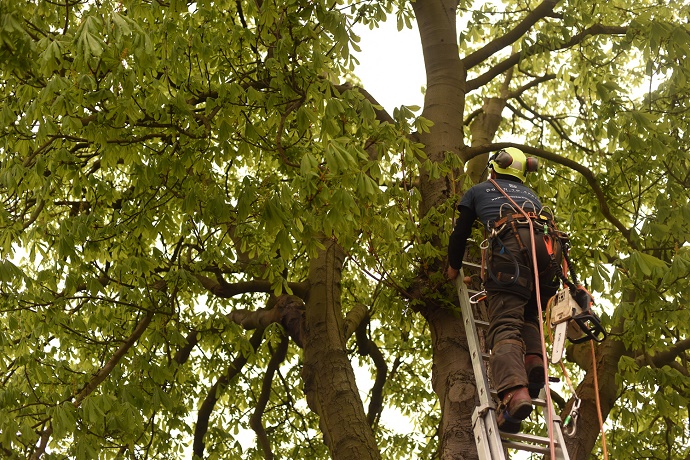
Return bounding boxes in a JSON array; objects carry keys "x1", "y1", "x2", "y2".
[
  {"x1": 525, "y1": 354, "x2": 545, "y2": 398},
  {"x1": 496, "y1": 387, "x2": 533, "y2": 434}
]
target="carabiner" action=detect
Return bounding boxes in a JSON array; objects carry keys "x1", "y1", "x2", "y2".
[
  {"x1": 469, "y1": 290, "x2": 487, "y2": 305},
  {"x1": 563, "y1": 398, "x2": 581, "y2": 437}
]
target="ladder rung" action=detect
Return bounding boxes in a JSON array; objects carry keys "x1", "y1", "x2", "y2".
[
  {"x1": 474, "y1": 319, "x2": 490, "y2": 328},
  {"x1": 462, "y1": 261, "x2": 482, "y2": 269},
  {"x1": 501, "y1": 439, "x2": 551, "y2": 455},
  {"x1": 502, "y1": 430, "x2": 563, "y2": 446},
  {"x1": 488, "y1": 389, "x2": 549, "y2": 408},
  {"x1": 531, "y1": 397, "x2": 547, "y2": 408}
]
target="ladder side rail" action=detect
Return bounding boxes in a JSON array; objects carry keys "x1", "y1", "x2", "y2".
[
  {"x1": 457, "y1": 267, "x2": 572, "y2": 460},
  {"x1": 550, "y1": 403, "x2": 571, "y2": 460},
  {"x1": 455, "y1": 270, "x2": 493, "y2": 411},
  {"x1": 455, "y1": 269, "x2": 507, "y2": 460},
  {"x1": 473, "y1": 408, "x2": 506, "y2": 460}
]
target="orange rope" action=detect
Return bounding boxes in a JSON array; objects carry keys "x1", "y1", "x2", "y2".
[
  {"x1": 590, "y1": 340, "x2": 609, "y2": 459},
  {"x1": 546, "y1": 289, "x2": 610, "y2": 458},
  {"x1": 525, "y1": 214, "x2": 557, "y2": 460}
]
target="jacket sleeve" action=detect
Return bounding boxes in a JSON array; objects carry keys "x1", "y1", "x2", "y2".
[{"x1": 448, "y1": 205, "x2": 477, "y2": 269}]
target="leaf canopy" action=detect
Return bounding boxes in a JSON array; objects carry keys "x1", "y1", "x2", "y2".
[{"x1": 1, "y1": 0, "x2": 690, "y2": 459}]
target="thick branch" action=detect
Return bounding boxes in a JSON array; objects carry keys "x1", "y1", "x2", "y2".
[
  {"x1": 250, "y1": 333, "x2": 289, "y2": 460},
  {"x1": 635, "y1": 338, "x2": 690, "y2": 369},
  {"x1": 344, "y1": 303, "x2": 369, "y2": 339},
  {"x1": 355, "y1": 318, "x2": 388, "y2": 427},
  {"x1": 22, "y1": 199, "x2": 44, "y2": 229},
  {"x1": 193, "y1": 329, "x2": 264, "y2": 459},
  {"x1": 175, "y1": 295, "x2": 305, "y2": 366},
  {"x1": 463, "y1": 0, "x2": 559, "y2": 70},
  {"x1": 334, "y1": 83, "x2": 395, "y2": 126},
  {"x1": 466, "y1": 24, "x2": 628, "y2": 91},
  {"x1": 228, "y1": 294, "x2": 305, "y2": 347},
  {"x1": 174, "y1": 330, "x2": 199, "y2": 366},
  {"x1": 75, "y1": 311, "x2": 155, "y2": 404}
]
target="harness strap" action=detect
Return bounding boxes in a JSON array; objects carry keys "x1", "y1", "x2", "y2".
[
  {"x1": 509, "y1": 220, "x2": 529, "y2": 257},
  {"x1": 544, "y1": 234, "x2": 554, "y2": 255},
  {"x1": 493, "y1": 211, "x2": 552, "y2": 229}
]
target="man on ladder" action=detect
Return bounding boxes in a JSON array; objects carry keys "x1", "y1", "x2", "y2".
[{"x1": 447, "y1": 147, "x2": 563, "y2": 434}]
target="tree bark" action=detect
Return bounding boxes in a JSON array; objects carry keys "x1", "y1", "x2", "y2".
[
  {"x1": 412, "y1": 0, "x2": 478, "y2": 458},
  {"x1": 413, "y1": 0, "x2": 466, "y2": 216},
  {"x1": 426, "y1": 307, "x2": 478, "y2": 460},
  {"x1": 466, "y1": 96, "x2": 506, "y2": 184},
  {"x1": 301, "y1": 238, "x2": 380, "y2": 460}
]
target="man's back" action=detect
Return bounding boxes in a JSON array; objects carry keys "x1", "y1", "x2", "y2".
[{"x1": 460, "y1": 178, "x2": 543, "y2": 228}]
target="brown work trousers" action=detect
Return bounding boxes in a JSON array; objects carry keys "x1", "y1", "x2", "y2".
[{"x1": 485, "y1": 225, "x2": 562, "y2": 397}]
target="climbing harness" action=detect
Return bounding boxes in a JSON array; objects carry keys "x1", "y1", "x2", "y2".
[
  {"x1": 485, "y1": 178, "x2": 609, "y2": 459},
  {"x1": 485, "y1": 179, "x2": 607, "y2": 364}
]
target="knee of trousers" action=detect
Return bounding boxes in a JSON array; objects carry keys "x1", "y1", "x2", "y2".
[
  {"x1": 491, "y1": 339, "x2": 528, "y2": 393},
  {"x1": 487, "y1": 296, "x2": 527, "y2": 348},
  {"x1": 521, "y1": 322, "x2": 543, "y2": 356},
  {"x1": 493, "y1": 338, "x2": 525, "y2": 354}
]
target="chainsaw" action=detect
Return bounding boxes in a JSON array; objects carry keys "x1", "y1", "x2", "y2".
[{"x1": 549, "y1": 286, "x2": 607, "y2": 364}]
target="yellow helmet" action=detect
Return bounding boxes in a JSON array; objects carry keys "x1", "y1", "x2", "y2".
[{"x1": 488, "y1": 147, "x2": 538, "y2": 182}]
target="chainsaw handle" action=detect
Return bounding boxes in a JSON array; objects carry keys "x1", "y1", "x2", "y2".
[{"x1": 569, "y1": 312, "x2": 607, "y2": 344}]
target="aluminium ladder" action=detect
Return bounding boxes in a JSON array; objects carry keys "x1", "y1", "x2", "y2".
[{"x1": 456, "y1": 262, "x2": 570, "y2": 460}]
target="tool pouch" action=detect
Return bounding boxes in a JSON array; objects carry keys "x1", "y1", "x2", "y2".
[{"x1": 485, "y1": 263, "x2": 533, "y2": 299}]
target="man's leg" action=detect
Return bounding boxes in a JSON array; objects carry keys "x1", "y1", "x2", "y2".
[
  {"x1": 487, "y1": 292, "x2": 530, "y2": 395},
  {"x1": 522, "y1": 303, "x2": 545, "y2": 397},
  {"x1": 486, "y1": 292, "x2": 533, "y2": 433},
  {"x1": 518, "y1": 227, "x2": 561, "y2": 397}
]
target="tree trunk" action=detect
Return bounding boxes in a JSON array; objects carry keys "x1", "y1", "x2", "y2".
[
  {"x1": 466, "y1": 96, "x2": 509, "y2": 184},
  {"x1": 425, "y1": 307, "x2": 479, "y2": 460},
  {"x1": 413, "y1": 0, "x2": 466, "y2": 217},
  {"x1": 413, "y1": 0, "x2": 477, "y2": 458},
  {"x1": 301, "y1": 238, "x2": 381, "y2": 460}
]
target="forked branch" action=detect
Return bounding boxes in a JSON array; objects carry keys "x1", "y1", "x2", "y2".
[
  {"x1": 355, "y1": 314, "x2": 388, "y2": 426},
  {"x1": 250, "y1": 333, "x2": 290, "y2": 459},
  {"x1": 193, "y1": 329, "x2": 264, "y2": 459}
]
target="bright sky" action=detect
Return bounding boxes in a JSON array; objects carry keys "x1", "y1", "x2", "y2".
[{"x1": 352, "y1": 20, "x2": 426, "y2": 114}]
